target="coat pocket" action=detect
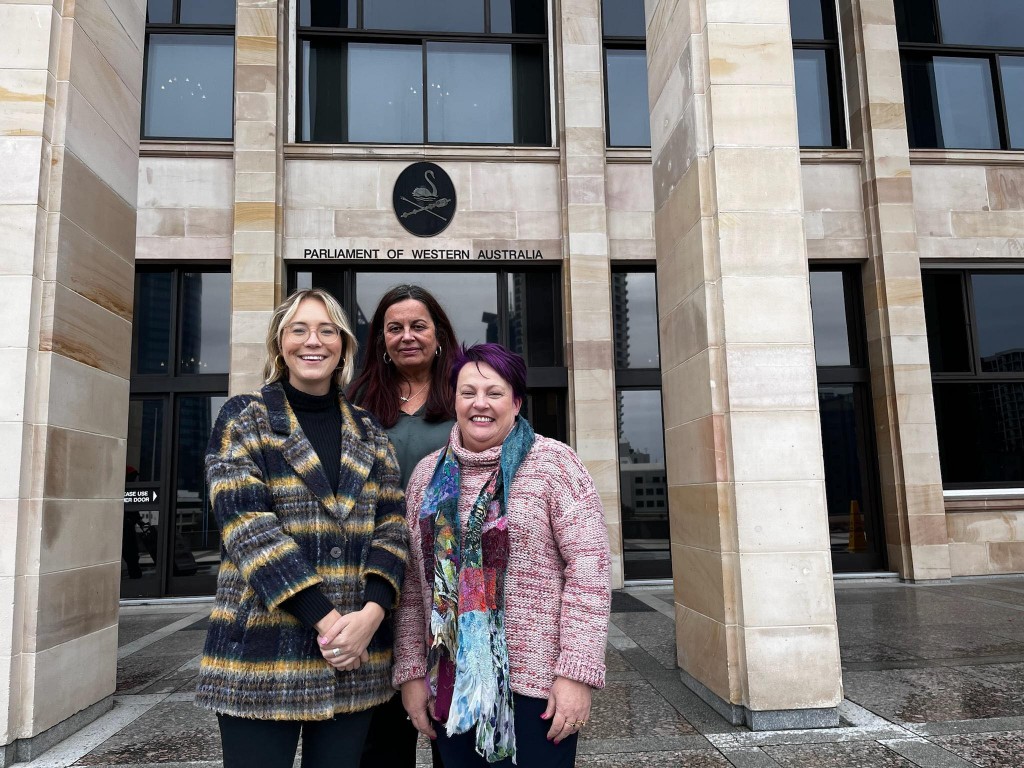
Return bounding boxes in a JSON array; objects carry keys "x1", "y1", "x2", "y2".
[{"x1": 229, "y1": 591, "x2": 255, "y2": 643}]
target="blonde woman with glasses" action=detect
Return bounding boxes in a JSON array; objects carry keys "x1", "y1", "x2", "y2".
[{"x1": 195, "y1": 288, "x2": 409, "y2": 768}]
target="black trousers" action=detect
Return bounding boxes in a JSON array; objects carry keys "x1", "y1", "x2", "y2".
[
  {"x1": 434, "y1": 695, "x2": 579, "y2": 768},
  {"x1": 360, "y1": 692, "x2": 443, "y2": 768},
  {"x1": 218, "y1": 710, "x2": 373, "y2": 768}
]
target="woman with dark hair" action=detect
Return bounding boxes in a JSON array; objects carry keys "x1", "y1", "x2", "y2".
[
  {"x1": 394, "y1": 343, "x2": 611, "y2": 768},
  {"x1": 350, "y1": 284, "x2": 457, "y2": 767},
  {"x1": 196, "y1": 288, "x2": 409, "y2": 768}
]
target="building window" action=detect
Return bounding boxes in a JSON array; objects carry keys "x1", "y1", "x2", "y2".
[
  {"x1": 142, "y1": 0, "x2": 235, "y2": 140},
  {"x1": 790, "y1": 0, "x2": 845, "y2": 147},
  {"x1": 897, "y1": 0, "x2": 1024, "y2": 149},
  {"x1": 297, "y1": 0, "x2": 548, "y2": 145},
  {"x1": 290, "y1": 266, "x2": 567, "y2": 440},
  {"x1": 809, "y1": 267, "x2": 885, "y2": 571},
  {"x1": 601, "y1": 0, "x2": 650, "y2": 148},
  {"x1": 923, "y1": 270, "x2": 1024, "y2": 486},
  {"x1": 124, "y1": 268, "x2": 231, "y2": 599},
  {"x1": 612, "y1": 269, "x2": 668, "y2": 580}
]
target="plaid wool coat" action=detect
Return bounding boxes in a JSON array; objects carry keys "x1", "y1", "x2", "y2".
[{"x1": 195, "y1": 383, "x2": 409, "y2": 720}]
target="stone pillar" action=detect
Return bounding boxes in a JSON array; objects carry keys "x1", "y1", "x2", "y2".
[
  {"x1": 557, "y1": 0, "x2": 624, "y2": 585},
  {"x1": 229, "y1": 0, "x2": 282, "y2": 396},
  {"x1": 842, "y1": 0, "x2": 949, "y2": 580},
  {"x1": 647, "y1": 0, "x2": 842, "y2": 727},
  {"x1": 0, "y1": 0, "x2": 144, "y2": 762}
]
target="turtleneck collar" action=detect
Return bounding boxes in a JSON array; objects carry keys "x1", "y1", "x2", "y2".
[
  {"x1": 282, "y1": 378, "x2": 337, "y2": 412},
  {"x1": 449, "y1": 424, "x2": 503, "y2": 468}
]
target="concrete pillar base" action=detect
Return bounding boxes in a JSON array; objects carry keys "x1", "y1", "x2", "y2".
[
  {"x1": 678, "y1": 670, "x2": 840, "y2": 731},
  {"x1": 0, "y1": 696, "x2": 113, "y2": 767}
]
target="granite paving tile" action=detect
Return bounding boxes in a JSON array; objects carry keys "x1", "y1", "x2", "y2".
[
  {"x1": 130, "y1": 630, "x2": 207, "y2": 657},
  {"x1": 588, "y1": 680, "x2": 699, "y2": 739},
  {"x1": 843, "y1": 666, "x2": 1024, "y2": 723},
  {"x1": 74, "y1": 701, "x2": 221, "y2": 764},
  {"x1": 117, "y1": 614, "x2": 195, "y2": 647},
  {"x1": 931, "y1": 729, "x2": 1024, "y2": 767},
  {"x1": 761, "y1": 740, "x2": 917, "y2": 767},
  {"x1": 576, "y1": 749, "x2": 731, "y2": 766},
  {"x1": 117, "y1": 652, "x2": 198, "y2": 693}
]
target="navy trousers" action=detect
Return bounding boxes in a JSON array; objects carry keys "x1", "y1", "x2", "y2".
[
  {"x1": 434, "y1": 695, "x2": 580, "y2": 768},
  {"x1": 218, "y1": 709, "x2": 373, "y2": 768}
]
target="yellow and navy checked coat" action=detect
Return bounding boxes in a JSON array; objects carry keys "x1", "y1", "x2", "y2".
[{"x1": 195, "y1": 383, "x2": 409, "y2": 720}]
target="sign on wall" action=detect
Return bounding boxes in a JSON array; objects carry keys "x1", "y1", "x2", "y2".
[{"x1": 392, "y1": 161, "x2": 456, "y2": 237}]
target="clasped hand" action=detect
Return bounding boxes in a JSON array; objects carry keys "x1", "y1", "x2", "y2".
[{"x1": 315, "y1": 604, "x2": 385, "y2": 672}]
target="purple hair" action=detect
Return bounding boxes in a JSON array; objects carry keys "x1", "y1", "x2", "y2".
[{"x1": 450, "y1": 343, "x2": 527, "y2": 403}]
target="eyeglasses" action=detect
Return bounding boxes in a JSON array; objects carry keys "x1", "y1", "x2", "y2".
[{"x1": 284, "y1": 323, "x2": 342, "y2": 342}]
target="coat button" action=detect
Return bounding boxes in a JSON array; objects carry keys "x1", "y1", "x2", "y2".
[{"x1": 329, "y1": 546, "x2": 343, "y2": 559}]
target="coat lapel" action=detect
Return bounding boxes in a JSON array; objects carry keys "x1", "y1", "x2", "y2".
[
  {"x1": 264, "y1": 383, "x2": 339, "y2": 517},
  {"x1": 335, "y1": 395, "x2": 376, "y2": 521}
]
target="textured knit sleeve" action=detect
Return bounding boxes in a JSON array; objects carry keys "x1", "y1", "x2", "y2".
[
  {"x1": 392, "y1": 454, "x2": 437, "y2": 689},
  {"x1": 547, "y1": 441, "x2": 611, "y2": 689},
  {"x1": 363, "y1": 437, "x2": 409, "y2": 608},
  {"x1": 206, "y1": 396, "x2": 323, "y2": 611}
]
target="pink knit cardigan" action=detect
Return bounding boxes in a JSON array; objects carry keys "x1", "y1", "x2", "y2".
[{"x1": 392, "y1": 425, "x2": 611, "y2": 699}]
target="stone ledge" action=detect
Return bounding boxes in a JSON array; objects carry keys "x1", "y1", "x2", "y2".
[
  {"x1": 282, "y1": 143, "x2": 562, "y2": 163},
  {"x1": 139, "y1": 141, "x2": 233, "y2": 158},
  {"x1": 911, "y1": 149, "x2": 1024, "y2": 167}
]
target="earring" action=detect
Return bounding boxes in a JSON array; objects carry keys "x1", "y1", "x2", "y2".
[
  {"x1": 435, "y1": 345, "x2": 441, "y2": 357},
  {"x1": 384, "y1": 353, "x2": 393, "y2": 364}
]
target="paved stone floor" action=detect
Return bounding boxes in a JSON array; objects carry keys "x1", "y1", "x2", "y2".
[{"x1": 15, "y1": 578, "x2": 1024, "y2": 766}]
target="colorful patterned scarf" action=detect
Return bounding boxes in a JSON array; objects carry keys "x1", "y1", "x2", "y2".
[{"x1": 419, "y1": 417, "x2": 535, "y2": 763}]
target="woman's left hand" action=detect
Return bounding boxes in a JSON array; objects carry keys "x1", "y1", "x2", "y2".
[
  {"x1": 318, "y1": 603, "x2": 385, "y2": 670},
  {"x1": 542, "y1": 677, "x2": 592, "y2": 744}
]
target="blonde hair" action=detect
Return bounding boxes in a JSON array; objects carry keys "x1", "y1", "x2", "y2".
[{"x1": 263, "y1": 288, "x2": 358, "y2": 389}]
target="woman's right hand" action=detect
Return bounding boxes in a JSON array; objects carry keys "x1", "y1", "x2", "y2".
[{"x1": 401, "y1": 678, "x2": 437, "y2": 739}]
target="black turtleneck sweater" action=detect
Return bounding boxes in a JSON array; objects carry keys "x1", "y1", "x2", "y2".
[{"x1": 278, "y1": 380, "x2": 394, "y2": 629}]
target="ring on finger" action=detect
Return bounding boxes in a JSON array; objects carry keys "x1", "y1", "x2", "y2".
[{"x1": 332, "y1": 647, "x2": 341, "y2": 657}]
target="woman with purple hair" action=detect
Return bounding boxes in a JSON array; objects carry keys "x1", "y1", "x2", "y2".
[{"x1": 393, "y1": 343, "x2": 611, "y2": 767}]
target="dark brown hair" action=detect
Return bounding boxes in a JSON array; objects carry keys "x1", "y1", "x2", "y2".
[{"x1": 348, "y1": 284, "x2": 456, "y2": 428}]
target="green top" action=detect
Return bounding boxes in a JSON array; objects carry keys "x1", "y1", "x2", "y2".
[{"x1": 386, "y1": 408, "x2": 455, "y2": 489}]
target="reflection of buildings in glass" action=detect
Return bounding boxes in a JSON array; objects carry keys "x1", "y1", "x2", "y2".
[
  {"x1": 612, "y1": 273, "x2": 630, "y2": 369},
  {"x1": 979, "y1": 349, "x2": 1024, "y2": 451},
  {"x1": 138, "y1": 273, "x2": 172, "y2": 372},
  {"x1": 176, "y1": 398, "x2": 214, "y2": 545},
  {"x1": 817, "y1": 389, "x2": 861, "y2": 526},
  {"x1": 618, "y1": 437, "x2": 668, "y2": 541},
  {"x1": 509, "y1": 274, "x2": 525, "y2": 353},
  {"x1": 481, "y1": 311, "x2": 499, "y2": 343},
  {"x1": 179, "y1": 273, "x2": 204, "y2": 371}
]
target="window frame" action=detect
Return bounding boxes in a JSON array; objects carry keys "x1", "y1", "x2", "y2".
[
  {"x1": 141, "y1": 0, "x2": 236, "y2": 142},
  {"x1": 295, "y1": 1, "x2": 551, "y2": 146},
  {"x1": 125, "y1": 265, "x2": 231, "y2": 598},
  {"x1": 790, "y1": 0, "x2": 847, "y2": 149},
  {"x1": 601, "y1": 0, "x2": 650, "y2": 148},
  {"x1": 611, "y1": 265, "x2": 670, "y2": 581},
  {"x1": 897, "y1": 0, "x2": 1021, "y2": 150},
  {"x1": 923, "y1": 268, "x2": 1024, "y2": 489}
]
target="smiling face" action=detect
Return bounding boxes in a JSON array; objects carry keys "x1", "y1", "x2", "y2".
[
  {"x1": 383, "y1": 299, "x2": 438, "y2": 378},
  {"x1": 280, "y1": 297, "x2": 343, "y2": 396},
  {"x1": 456, "y1": 361, "x2": 521, "y2": 453}
]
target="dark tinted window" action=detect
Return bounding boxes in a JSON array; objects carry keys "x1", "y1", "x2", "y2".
[
  {"x1": 365, "y1": 0, "x2": 484, "y2": 33},
  {"x1": 126, "y1": 399, "x2": 164, "y2": 482},
  {"x1": 179, "y1": 0, "x2": 234, "y2": 25},
  {"x1": 135, "y1": 272, "x2": 173, "y2": 374},
  {"x1": 179, "y1": 272, "x2": 231, "y2": 374},
  {"x1": 1001, "y1": 56, "x2": 1024, "y2": 149},
  {"x1": 937, "y1": 0, "x2": 1024, "y2": 48},
  {"x1": 143, "y1": 35, "x2": 234, "y2": 139},
  {"x1": 789, "y1": 0, "x2": 831, "y2": 40},
  {"x1": 299, "y1": 0, "x2": 358, "y2": 28},
  {"x1": 147, "y1": 0, "x2": 173, "y2": 24},
  {"x1": 602, "y1": 0, "x2": 645, "y2": 37},
  {"x1": 605, "y1": 49, "x2": 651, "y2": 147},
  {"x1": 973, "y1": 274, "x2": 1024, "y2": 372},
  {"x1": 490, "y1": 0, "x2": 546, "y2": 34},
  {"x1": 894, "y1": 0, "x2": 939, "y2": 43},
  {"x1": 612, "y1": 272, "x2": 660, "y2": 369},
  {"x1": 509, "y1": 272, "x2": 560, "y2": 367},
  {"x1": 809, "y1": 270, "x2": 852, "y2": 367},
  {"x1": 903, "y1": 56, "x2": 1000, "y2": 150},
  {"x1": 934, "y1": 383, "x2": 1024, "y2": 484},
  {"x1": 922, "y1": 272, "x2": 971, "y2": 373},
  {"x1": 794, "y1": 49, "x2": 835, "y2": 147}
]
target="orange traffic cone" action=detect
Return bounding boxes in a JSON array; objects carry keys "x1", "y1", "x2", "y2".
[{"x1": 848, "y1": 499, "x2": 867, "y2": 552}]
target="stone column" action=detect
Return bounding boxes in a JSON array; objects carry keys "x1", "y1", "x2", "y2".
[
  {"x1": 647, "y1": 0, "x2": 842, "y2": 727},
  {"x1": 229, "y1": 0, "x2": 282, "y2": 396},
  {"x1": 557, "y1": 0, "x2": 624, "y2": 585},
  {"x1": 841, "y1": 0, "x2": 949, "y2": 580},
  {"x1": 0, "y1": 0, "x2": 144, "y2": 761}
]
